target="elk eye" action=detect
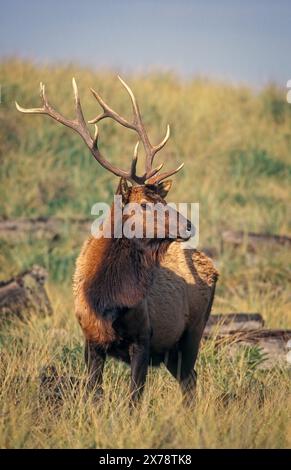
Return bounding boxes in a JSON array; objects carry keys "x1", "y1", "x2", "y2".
[{"x1": 141, "y1": 202, "x2": 147, "y2": 210}]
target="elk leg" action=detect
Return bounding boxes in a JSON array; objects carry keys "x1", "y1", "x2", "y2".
[
  {"x1": 129, "y1": 339, "x2": 150, "y2": 405},
  {"x1": 164, "y1": 329, "x2": 200, "y2": 406},
  {"x1": 84, "y1": 340, "x2": 106, "y2": 400},
  {"x1": 180, "y1": 370, "x2": 197, "y2": 406}
]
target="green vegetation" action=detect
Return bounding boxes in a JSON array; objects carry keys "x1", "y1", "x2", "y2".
[{"x1": 0, "y1": 59, "x2": 290, "y2": 448}]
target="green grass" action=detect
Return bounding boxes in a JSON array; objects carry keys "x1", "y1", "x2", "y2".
[{"x1": 0, "y1": 59, "x2": 290, "y2": 448}]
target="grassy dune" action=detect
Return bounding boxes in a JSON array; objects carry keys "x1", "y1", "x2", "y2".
[{"x1": 0, "y1": 59, "x2": 290, "y2": 448}]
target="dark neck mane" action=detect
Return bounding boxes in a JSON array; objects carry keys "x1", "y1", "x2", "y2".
[{"x1": 85, "y1": 235, "x2": 170, "y2": 319}]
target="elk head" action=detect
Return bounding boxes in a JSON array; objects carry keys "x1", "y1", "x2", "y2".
[{"x1": 16, "y1": 77, "x2": 193, "y2": 244}]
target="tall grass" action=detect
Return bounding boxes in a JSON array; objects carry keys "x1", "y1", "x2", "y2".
[{"x1": 0, "y1": 59, "x2": 290, "y2": 448}]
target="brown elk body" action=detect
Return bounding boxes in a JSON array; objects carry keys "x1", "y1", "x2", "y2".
[{"x1": 16, "y1": 78, "x2": 218, "y2": 404}]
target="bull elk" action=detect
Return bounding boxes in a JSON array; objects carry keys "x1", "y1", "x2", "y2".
[{"x1": 16, "y1": 77, "x2": 218, "y2": 405}]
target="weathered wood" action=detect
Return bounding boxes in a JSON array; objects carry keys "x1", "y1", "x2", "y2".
[
  {"x1": 222, "y1": 230, "x2": 291, "y2": 251},
  {"x1": 0, "y1": 265, "x2": 52, "y2": 324},
  {"x1": 205, "y1": 313, "x2": 264, "y2": 334},
  {"x1": 0, "y1": 217, "x2": 92, "y2": 241},
  {"x1": 204, "y1": 329, "x2": 291, "y2": 370}
]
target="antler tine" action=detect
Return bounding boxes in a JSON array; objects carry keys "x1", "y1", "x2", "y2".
[
  {"x1": 151, "y1": 124, "x2": 170, "y2": 160},
  {"x1": 15, "y1": 82, "x2": 47, "y2": 115},
  {"x1": 127, "y1": 141, "x2": 149, "y2": 185},
  {"x1": 72, "y1": 78, "x2": 88, "y2": 128},
  {"x1": 117, "y1": 76, "x2": 153, "y2": 171},
  {"x1": 89, "y1": 87, "x2": 134, "y2": 129},
  {"x1": 16, "y1": 79, "x2": 87, "y2": 135},
  {"x1": 146, "y1": 162, "x2": 164, "y2": 180},
  {"x1": 93, "y1": 124, "x2": 99, "y2": 148},
  {"x1": 147, "y1": 163, "x2": 185, "y2": 185},
  {"x1": 130, "y1": 141, "x2": 139, "y2": 174},
  {"x1": 117, "y1": 76, "x2": 142, "y2": 125},
  {"x1": 117, "y1": 77, "x2": 176, "y2": 179},
  {"x1": 16, "y1": 79, "x2": 141, "y2": 185}
]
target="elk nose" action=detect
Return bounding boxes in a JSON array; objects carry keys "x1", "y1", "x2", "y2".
[{"x1": 187, "y1": 220, "x2": 195, "y2": 236}]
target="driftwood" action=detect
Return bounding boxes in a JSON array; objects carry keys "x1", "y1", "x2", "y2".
[
  {"x1": 205, "y1": 313, "x2": 264, "y2": 334},
  {"x1": 0, "y1": 265, "x2": 52, "y2": 324},
  {"x1": 0, "y1": 217, "x2": 91, "y2": 242},
  {"x1": 204, "y1": 327, "x2": 291, "y2": 370},
  {"x1": 222, "y1": 230, "x2": 291, "y2": 252}
]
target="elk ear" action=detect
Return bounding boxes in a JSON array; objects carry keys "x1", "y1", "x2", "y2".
[
  {"x1": 116, "y1": 177, "x2": 130, "y2": 202},
  {"x1": 156, "y1": 179, "x2": 173, "y2": 198}
]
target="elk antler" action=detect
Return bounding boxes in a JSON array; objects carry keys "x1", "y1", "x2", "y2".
[
  {"x1": 89, "y1": 76, "x2": 184, "y2": 184},
  {"x1": 16, "y1": 77, "x2": 184, "y2": 185}
]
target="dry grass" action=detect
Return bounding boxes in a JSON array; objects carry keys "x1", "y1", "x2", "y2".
[{"x1": 0, "y1": 59, "x2": 290, "y2": 448}]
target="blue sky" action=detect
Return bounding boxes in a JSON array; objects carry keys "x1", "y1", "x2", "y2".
[{"x1": 0, "y1": 0, "x2": 290, "y2": 86}]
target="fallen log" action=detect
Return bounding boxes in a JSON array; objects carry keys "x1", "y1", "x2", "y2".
[
  {"x1": 204, "y1": 328, "x2": 291, "y2": 370},
  {"x1": 0, "y1": 216, "x2": 92, "y2": 242},
  {"x1": 222, "y1": 230, "x2": 291, "y2": 252},
  {"x1": 0, "y1": 265, "x2": 52, "y2": 325},
  {"x1": 205, "y1": 313, "x2": 264, "y2": 334}
]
